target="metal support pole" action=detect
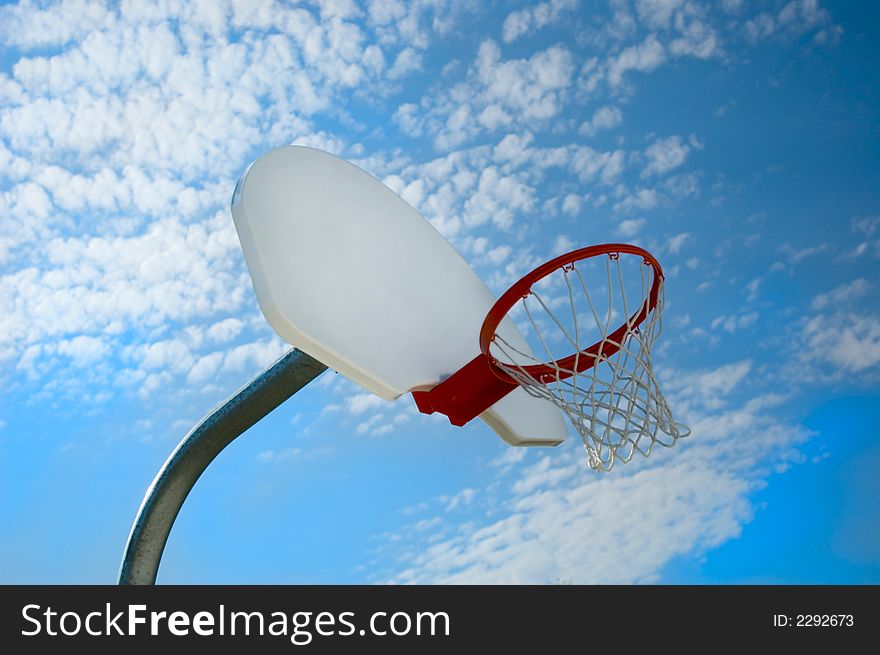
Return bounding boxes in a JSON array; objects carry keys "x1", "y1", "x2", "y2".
[{"x1": 118, "y1": 348, "x2": 327, "y2": 584}]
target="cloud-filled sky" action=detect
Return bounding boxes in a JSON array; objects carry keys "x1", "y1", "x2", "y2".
[{"x1": 1, "y1": 0, "x2": 878, "y2": 583}]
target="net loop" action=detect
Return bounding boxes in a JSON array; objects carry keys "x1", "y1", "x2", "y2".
[{"x1": 489, "y1": 253, "x2": 689, "y2": 472}]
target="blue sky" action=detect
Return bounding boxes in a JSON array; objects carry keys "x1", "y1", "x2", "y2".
[{"x1": 1, "y1": 0, "x2": 878, "y2": 584}]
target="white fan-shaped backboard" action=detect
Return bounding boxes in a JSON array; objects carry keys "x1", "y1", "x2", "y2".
[{"x1": 231, "y1": 146, "x2": 567, "y2": 446}]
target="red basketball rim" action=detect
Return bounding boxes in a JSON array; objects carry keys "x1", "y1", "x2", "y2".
[{"x1": 479, "y1": 243, "x2": 664, "y2": 384}]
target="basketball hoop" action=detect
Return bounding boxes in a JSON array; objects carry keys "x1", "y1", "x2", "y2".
[{"x1": 413, "y1": 243, "x2": 690, "y2": 471}]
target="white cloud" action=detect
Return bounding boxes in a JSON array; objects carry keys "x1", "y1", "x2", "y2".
[
  {"x1": 355, "y1": 413, "x2": 391, "y2": 435},
  {"x1": 346, "y1": 393, "x2": 388, "y2": 416},
  {"x1": 851, "y1": 216, "x2": 880, "y2": 236},
  {"x1": 491, "y1": 131, "x2": 535, "y2": 168},
  {"x1": 616, "y1": 218, "x2": 646, "y2": 237},
  {"x1": 257, "y1": 447, "x2": 301, "y2": 462},
  {"x1": 366, "y1": 0, "x2": 466, "y2": 50},
  {"x1": 491, "y1": 446, "x2": 528, "y2": 473},
  {"x1": 1, "y1": 1, "x2": 473, "y2": 397},
  {"x1": 378, "y1": 138, "x2": 621, "y2": 239},
  {"x1": 561, "y1": 194, "x2": 585, "y2": 217},
  {"x1": 553, "y1": 234, "x2": 574, "y2": 255},
  {"x1": 722, "y1": 0, "x2": 743, "y2": 13},
  {"x1": 711, "y1": 312, "x2": 759, "y2": 334},
  {"x1": 484, "y1": 245, "x2": 512, "y2": 265},
  {"x1": 635, "y1": 0, "x2": 685, "y2": 29},
  {"x1": 3, "y1": 212, "x2": 237, "y2": 330},
  {"x1": 779, "y1": 0, "x2": 830, "y2": 31},
  {"x1": 801, "y1": 314, "x2": 880, "y2": 375},
  {"x1": 206, "y1": 318, "x2": 245, "y2": 343},
  {"x1": 614, "y1": 187, "x2": 659, "y2": 212},
  {"x1": 392, "y1": 102, "x2": 423, "y2": 137},
  {"x1": 776, "y1": 242, "x2": 829, "y2": 267},
  {"x1": 810, "y1": 279, "x2": 871, "y2": 311},
  {"x1": 642, "y1": 135, "x2": 691, "y2": 177},
  {"x1": 666, "y1": 232, "x2": 691, "y2": 254},
  {"x1": 663, "y1": 170, "x2": 701, "y2": 198},
  {"x1": 399, "y1": 40, "x2": 575, "y2": 150},
  {"x1": 578, "y1": 105, "x2": 623, "y2": 137},
  {"x1": 745, "y1": 13, "x2": 777, "y2": 42},
  {"x1": 1, "y1": 0, "x2": 444, "y2": 185},
  {"x1": 745, "y1": 277, "x2": 762, "y2": 301},
  {"x1": 669, "y1": 360, "x2": 752, "y2": 409},
  {"x1": 381, "y1": 360, "x2": 811, "y2": 584},
  {"x1": 745, "y1": 0, "x2": 839, "y2": 44},
  {"x1": 607, "y1": 35, "x2": 666, "y2": 87},
  {"x1": 187, "y1": 351, "x2": 224, "y2": 384},
  {"x1": 56, "y1": 334, "x2": 109, "y2": 366},
  {"x1": 0, "y1": 206, "x2": 276, "y2": 398},
  {"x1": 387, "y1": 46, "x2": 422, "y2": 79},
  {"x1": 441, "y1": 488, "x2": 476, "y2": 511},
  {"x1": 463, "y1": 167, "x2": 536, "y2": 229},
  {"x1": 135, "y1": 339, "x2": 194, "y2": 373},
  {"x1": 0, "y1": 0, "x2": 111, "y2": 49},
  {"x1": 501, "y1": 0, "x2": 578, "y2": 44},
  {"x1": 668, "y1": 4, "x2": 720, "y2": 59},
  {"x1": 569, "y1": 146, "x2": 626, "y2": 185},
  {"x1": 849, "y1": 217, "x2": 880, "y2": 259}
]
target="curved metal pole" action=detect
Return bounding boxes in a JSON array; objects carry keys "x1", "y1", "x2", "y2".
[{"x1": 118, "y1": 348, "x2": 327, "y2": 584}]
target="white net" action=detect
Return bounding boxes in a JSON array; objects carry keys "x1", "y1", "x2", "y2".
[{"x1": 490, "y1": 253, "x2": 689, "y2": 472}]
